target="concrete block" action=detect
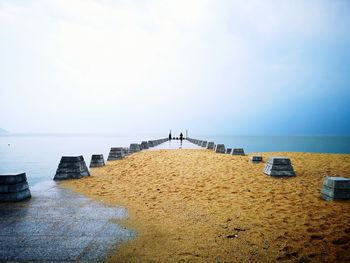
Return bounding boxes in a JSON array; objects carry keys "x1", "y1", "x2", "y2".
[
  {"x1": 232, "y1": 148, "x2": 245, "y2": 155},
  {"x1": 141, "y1": 141, "x2": 149, "y2": 150},
  {"x1": 0, "y1": 173, "x2": 27, "y2": 185},
  {"x1": 207, "y1": 142, "x2": 215, "y2": 150},
  {"x1": 214, "y1": 144, "x2": 225, "y2": 154},
  {"x1": 89, "y1": 154, "x2": 105, "y2": 168},
  {"x1": 129, "y1": 144, "x2": 141, "y2": 153},
  {"x1": 323, "y1": 176, "x2": 350, "y2": 190},
  {"x1": 250, "y1": 156, "x2": 263, "y2": 163},
  {"x1": 266, "y1": 157, "x2": 291, "y2": 165},
  {"x1": 264, "y1": 157, "x2": 295, "y2": 178},
  {"x1": 0, "y1": 188, "x2": 31, "y2": 202},
  {"x1": 0, "y1": 181, "x2": 29, "y2": 193},
  {"x1": 321, "y1": 186, "x2": 350, "y2": 200},
  {"x1": 226, "y1": 148, "x2": 232, "y2": 154},
  {"x1": 0, "y1": 173, "x2": 31, "y2": 202},
  {"x1": 107, "y1": 148, "x2": 124, "y2": 161},
  {"x1": 54, "y1": 156, "x2": 90, "y2": 180},
  {"x1": 321, "y1": 176, "x2": 350, "y2": 201}
]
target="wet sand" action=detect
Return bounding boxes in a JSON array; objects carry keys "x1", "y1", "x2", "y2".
[{"x1": 61, "y1": 149, "x2": 350, "y2": 262}]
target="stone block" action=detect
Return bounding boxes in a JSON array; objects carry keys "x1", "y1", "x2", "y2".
[
  {"x1": 226, "y1": 148, "x2": 232, "y2": 154},
  {"x1": 201, "y1": 141, "x2": 208, "y2": 147},
  {"x1": 321, "y1": 176, "x2": 350, "y2": 201},
  {"x1": 89, "y1": 154, "x2": 105, "y2": 168},
  {"x1": 0, "y1": 173, "x2": 27, "y2": 185},
  {"x1": 141, "y1": 141, "x2": 149, "y2": 150},
  {"x1": 266, "y1": 157, "x2": 291, "y2": 165},
  {"x1": 250, "y1": 156, "x2": 263, "y2": 162},
  {"x1": 0, "y1": 181, "x2": 29, "y2": 193},
  {"x1": 321, "y1": 186, "x2": 350, "y2": 200},
  {"x1": 122, "y1": 148, "x2": 129, "y2": 156},
  {"x1": 54, "y1": 156, "x2": 90, "y2": 180},
  {"x1": 207, "y1": 142, "x2": 215, "y2": 150},
  {"x1": 215, "y1": 144, "x2": 225, "y2": 154},
  {"x1": 0, "y1": 173, "x2": 31, "y2": 202},
  {"x1": 323, "y1": 176, "x2": 350, "y2": 190},
  {"x1": 0, "y1": 188, "x2": 31, "y2": 202},
  {"x1": 264, "y1": 163, "x2": 293, "y2": 171},
  {"x1": 107, "y1": 148, "x2": 124, "y2": 161},
  {"x1": 129, "y1": 144, "x2": 141, "y2": 154},
  {"x1": 232, "y1": 148, "x2": 245, "y2": 155},
  {"x1": 264, "y1": 157, "x2": 295, "y2": 178}
]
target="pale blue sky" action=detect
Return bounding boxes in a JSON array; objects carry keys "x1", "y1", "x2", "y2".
[{"x1": 0, "y1": 0, "x2": 349, "y2": 135}]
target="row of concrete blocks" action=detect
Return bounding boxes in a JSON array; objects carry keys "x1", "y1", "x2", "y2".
[
  {"x1": 186, "y1": 137, "x2": 245, "y2": 155},
  {"x1": 53, "y1": 138, "x2": 169, "y2": 180},
  {"x1": 179, "y1": 140, "x2": 350, "y2": 201}
]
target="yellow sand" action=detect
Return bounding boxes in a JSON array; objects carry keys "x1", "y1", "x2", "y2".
[{"x1": 61, "y1": 150, "x2": 350, "y2": 262}]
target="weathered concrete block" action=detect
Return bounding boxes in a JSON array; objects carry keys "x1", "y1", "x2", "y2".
[
  {"x1": 226, "y1": 148, "x2": 232, "y2": 154},
  {"x1": 321, "y1": 177, "x2": 350, "y2": 201},
  {"x1": 264, "y1": 163, "x2": 293, "y2": 171},
  {"x1": 0, "y1": 188, "x2": 31, "y2": 202},
  {"x1": 250, "y1": 156, "x2": 263, "y2": 163},
  {"x1": 264, "y1": 157, "x2": 295, "y2": 177},
  {"x1": 266, "y1": 157, "x2": 291, "y2": 165},
  {"x1": 107, "y1": 147, "x2": 124, "y2": 160},
  {"x1": 323, "y1": 176, "x2": 350, "y2": 189},
  {"x1": 201, "y1": 141, "x2": 208, "y2": 147},
  {"x1": 214, "y1": 144, "x2": 225, "y2": 154},
  {"x1": 54, "y1": 156, "x2": 90, "y2": 180},
  {"x1": 0, "y1": 181, "x2": 29, "y2": 193},
  {"x1": 129, "y1": 143, "x2": 141, "y2": 153},
  {"x1": 141, "y1": 141, "x2": 149, "y2": 150},
  {"x1": 207, "y1": 142, "x2": 215, "y2": 150},
  {"x1": 0, "y1": 172, "x2": 27, "y2": 185},
  {"x1": 148, "y1": 141, "x2": 154, "y2": 147},
  {"x1": 122, "y1": 147, "x2": 129, "y2": 156},
  {"x1": 321, "y1": 186, "x2": 350, "y2": 200},
  {"x1": 89, "y1": 154, "x2": 105, "y2": 168},
  {"x1": 0, "y1": 173, "x2": 31, "y2": 202},
  {"x1": 232, "y1": 148, "x2": 245, "y2": 156}
]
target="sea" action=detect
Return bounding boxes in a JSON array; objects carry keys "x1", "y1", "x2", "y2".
[{"x1": 0, "y1": 134, "x2": 349, "y2": 187}]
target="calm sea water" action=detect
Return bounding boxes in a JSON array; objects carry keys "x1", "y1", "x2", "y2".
[{"x1": 0, "y1": 134, "x2": 349, "y2": 186}]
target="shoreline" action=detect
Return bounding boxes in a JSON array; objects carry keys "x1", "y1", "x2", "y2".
[{"x1": 61, "y1": 149, "x2": 350, "y2": 262}]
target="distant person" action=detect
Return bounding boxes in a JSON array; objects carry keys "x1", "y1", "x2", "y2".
[
  {"x1": 180, "y1": 132, "x2": 183, "y2": 142},
  {"x1": 169, "y1": 130, "x2": 172, "y2": 140}
]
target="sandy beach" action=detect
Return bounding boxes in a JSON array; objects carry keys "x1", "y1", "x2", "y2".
[{"x1": 61, "y1": 149, "x2": 350, "y2": 262}]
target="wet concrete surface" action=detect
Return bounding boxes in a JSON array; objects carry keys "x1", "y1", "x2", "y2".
[
  {"x1": 0, "y1": 181, "x2": 134, "y2": 262},
  {"x1": 150, "y1": 139, "x2": 202, "y2": 150}
]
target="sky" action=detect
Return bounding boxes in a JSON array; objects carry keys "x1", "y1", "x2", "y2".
[{"x1": 0, "y1": 0, "x2": 350, "y2": 136}]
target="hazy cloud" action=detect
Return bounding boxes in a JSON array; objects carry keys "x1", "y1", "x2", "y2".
[{"x1": 1, "y1": 0, "x2": 349, "y2": 135}]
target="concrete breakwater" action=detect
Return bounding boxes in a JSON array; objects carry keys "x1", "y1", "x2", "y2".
[{"x1": 53, "y1": 137, "x2": 169, "y2": 181}]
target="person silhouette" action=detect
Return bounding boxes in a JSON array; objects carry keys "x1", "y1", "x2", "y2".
[
  {"x1": 169, "y1": 130, "x2": 172, "y2": 140},
  {"x1": 180, "y1": 132, "x2": 183, "y2": 142}
]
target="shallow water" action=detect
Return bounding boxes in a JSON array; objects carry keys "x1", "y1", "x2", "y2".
[{"x1": 0, "y1": 134, "x2": 349, "y2": 186}]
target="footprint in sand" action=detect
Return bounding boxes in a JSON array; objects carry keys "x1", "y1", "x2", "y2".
[
  {"x1": 332, "y1": 236, "x2": 349, "y2": 245},
  {"x1": 310, "y1": 234, "x2": 324, "y2": 241}
]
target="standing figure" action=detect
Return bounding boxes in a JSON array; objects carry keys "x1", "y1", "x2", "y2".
[
  {"x1": 180, "y1": 132, "x2": 183, "y2": 142},
  {"x1": 169, "y1": 130, "x2": 172, "y2": 140}
]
